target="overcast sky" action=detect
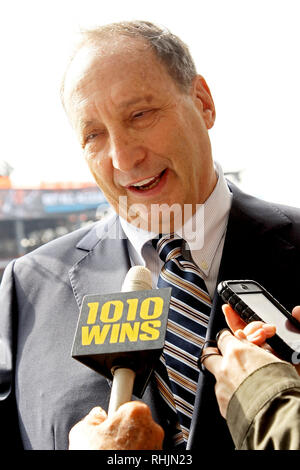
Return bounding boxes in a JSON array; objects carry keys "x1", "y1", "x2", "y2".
[{"x1": 1, "y1": 0, "x2": 300, "y2": 207}]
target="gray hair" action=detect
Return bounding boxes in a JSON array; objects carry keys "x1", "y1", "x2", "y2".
[{"x1": 60, "y1": 20, "x2": 197, "y2": 105}]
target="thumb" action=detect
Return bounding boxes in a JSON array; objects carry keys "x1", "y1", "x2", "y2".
[{"x1": 222, "y1": 304, "x2": 247, "y2": 332}]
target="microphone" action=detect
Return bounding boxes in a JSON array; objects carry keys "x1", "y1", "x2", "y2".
[{"x1": 71, "y1": 266, "x2": 171, "y2": 415}]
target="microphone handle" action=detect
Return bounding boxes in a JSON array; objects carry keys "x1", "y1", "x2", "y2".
[{"x1": 108, "y1": 367, "x2": 136, "y2": 416}]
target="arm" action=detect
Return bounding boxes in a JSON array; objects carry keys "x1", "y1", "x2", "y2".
[
  {"x1": 227, "y1": 361, "x2": 300, "y2": 450},
  {"x1": 202, "y1": 308, "x2": 300, "y2": 450}
]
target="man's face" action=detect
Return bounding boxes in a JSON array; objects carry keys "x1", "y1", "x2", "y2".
[{"x1": 63, "y1": 38, "x2": 216, "y2": 231}]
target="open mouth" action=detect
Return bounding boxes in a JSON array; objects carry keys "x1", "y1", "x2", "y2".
[{"x1": 129, "y1": 169, "x2": 166, "y2": 191}]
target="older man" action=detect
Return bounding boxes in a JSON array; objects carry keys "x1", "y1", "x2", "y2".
[{"x1": 1, "y1": 21, "x2": 300, "y2": 451}]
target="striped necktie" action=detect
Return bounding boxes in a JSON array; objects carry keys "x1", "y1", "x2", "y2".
[{"x1": 152, "y1": 234, "x2": 212, "y2": 445}]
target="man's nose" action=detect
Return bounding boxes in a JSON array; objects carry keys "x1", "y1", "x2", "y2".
[{"x1": 109, "y1": 131, "x2": 146, "y2": 172}]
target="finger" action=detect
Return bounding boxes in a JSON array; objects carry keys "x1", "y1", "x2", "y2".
[
  {"x1": 85, "y1": 407, "x2": 107, "y2": 424},
  {"x1": 216, "y1": 328, "x2": 241, "y2": 355},
  {"x1": 247, "y1": 325, "x2": 276, "y2": 346},
  {"x1": 117, "y1": 400, "x2": 151, "y2": 419},
  {"x1": 246, "y1": 329, "x2": 268, "y2": 345},
  {"x1": 261, "y1": 324, "x2": 277, "y2": 337},
  {"x1": 222, "y1": 304, "x2": 246, "y2": 332},
  {"x1": 243, "y1": 321, "x2": 265, "y2": 335},
  {"x1": 243, "y1": 321, "x2": 276, "y2": 337},
  {"x1": 292, "y1": 306, "x2": 300, "y2": 322},
  {"x1": 234, "y1": 329, "x2": 247, "y2": 340},
  {"x1": 231, "y1": 331, "x2": 275, "y2": 355},
  {"x1": 201, "y1": 346, "x2": 223, "y2": 376}
]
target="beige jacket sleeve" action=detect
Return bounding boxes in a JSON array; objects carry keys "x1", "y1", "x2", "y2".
[{"x1": 226, "y1": 362, "x2": 300, "y2": 450}]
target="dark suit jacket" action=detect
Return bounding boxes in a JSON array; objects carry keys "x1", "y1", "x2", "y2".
[{"x1": 1, "y1": 182, "x2": 300, "y2": 450}]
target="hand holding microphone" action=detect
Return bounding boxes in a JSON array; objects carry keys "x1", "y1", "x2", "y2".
[
  {"x1": 69, "y1": 266, "x2": 170, "y2": 450},
  {"x1": 68, "y1": 401, "x2": 164, "y2": 450}
]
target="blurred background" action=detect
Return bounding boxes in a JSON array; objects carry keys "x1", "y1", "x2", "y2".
[{"x1": 1, "y1": 0, "x2": 300, "y2": 281}]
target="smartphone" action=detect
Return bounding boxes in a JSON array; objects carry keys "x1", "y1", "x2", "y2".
[{"x1": 217, "y1": 280, "x2": 300, "y2": 363}]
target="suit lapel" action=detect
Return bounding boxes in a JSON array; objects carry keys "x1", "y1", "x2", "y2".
[{"x1": 69, "y1": 215, "x2": 131, "y2": 310}]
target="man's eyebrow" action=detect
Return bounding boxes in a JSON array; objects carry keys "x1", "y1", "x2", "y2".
[
  {"x1": 78, "y1": 120, "x2": 98, "y2": 132},
  {"x1": 118, "y1": 95, "x2": 154, "y2": 109}
]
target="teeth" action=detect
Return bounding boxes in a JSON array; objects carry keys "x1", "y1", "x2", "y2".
[{"x1": 132, "y1": 174, "x2": 159, "y2": 187}]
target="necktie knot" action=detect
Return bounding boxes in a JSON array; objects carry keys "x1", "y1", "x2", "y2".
[{"x1": 152, "y1": 234, "x2": 183, "y2": 263}]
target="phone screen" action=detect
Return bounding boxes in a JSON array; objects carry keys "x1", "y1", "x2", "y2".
[{"x1": 238, "y1": 292, "x2": 300, "y2": 342}]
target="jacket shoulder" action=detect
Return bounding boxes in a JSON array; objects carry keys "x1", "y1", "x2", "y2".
[
  {"x1": 12, "y1": 213, "x2": 120, "y2": 276},
  {"x1": 229, "y1": 181, "x2": 300, "y2": 248}
]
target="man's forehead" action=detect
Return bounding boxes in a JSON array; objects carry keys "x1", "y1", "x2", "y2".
[
  {"x1": 64, "y1": 38, "x2": 151, "y2": 92},
  {"x1": 63, "y1": 40, "x2": 171, "y2": 117}
]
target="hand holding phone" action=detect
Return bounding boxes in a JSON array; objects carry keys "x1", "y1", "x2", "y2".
[{"x1": 217, "y1": 280, "x2": 300, "y2": 363}]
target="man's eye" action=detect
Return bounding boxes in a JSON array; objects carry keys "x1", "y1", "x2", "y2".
[
  {"x1": 82, "y1": 132, "x2": 102, "y2": 149},
  {"x1": 131, "y1": 109, "x2": 158, "y2": 127},
  {"x1": 85, "y1": 130, "x2": 106, "y2": 145},
  {"x1": 132, "y1": 110, "x2": 152, "y2": 119},
  {"x1": 86, "y1": 133, "x2": 98, "y2": 142}
]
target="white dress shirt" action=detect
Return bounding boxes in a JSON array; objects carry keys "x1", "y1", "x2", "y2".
[{"x1": 120, "y1": 162, "x2": 232, "y2": 299}]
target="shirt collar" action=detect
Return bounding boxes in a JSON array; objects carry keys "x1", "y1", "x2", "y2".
[{"x1": 120, "y1": 161, "x2": 232, "y2": 277}]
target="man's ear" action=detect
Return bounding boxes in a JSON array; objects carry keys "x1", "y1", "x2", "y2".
[{"x1": 192, "y1": 75, "x2": 216, "y2": 129}]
